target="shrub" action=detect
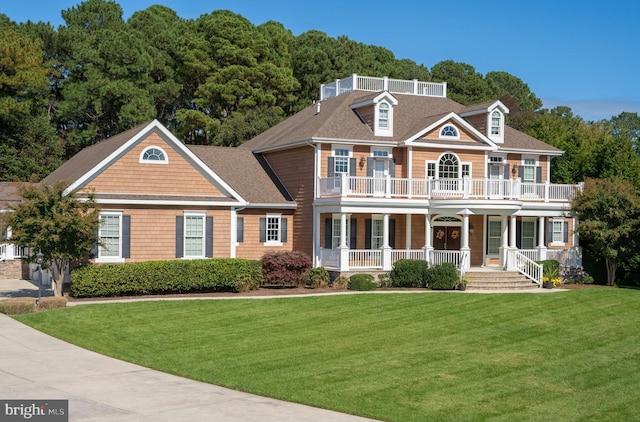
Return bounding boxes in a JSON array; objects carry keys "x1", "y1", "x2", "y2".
[
  {"x1": 426, "y1": 263, "x2": 460, "y2": 290},
  {"x1": 332, "y1": 276, "x2": 349, "y2": 290},
  {"x1": 71, "y1": 259, "x2": 263, "y2": 297},
  {"x1": 537, "y1": 260, "x2": 560, "y2": 279},
  {"x1": 261, "y1": 251, "x2": 312, "y2": 287},
  {"x1": 578, "y1": 275, "x2": 595, "y2": 284},
  {"x1": 306, "y1": 267, "x2": 330, "y2": 288},
  {"x1": 0, "y1": 297, "x2": 35, "y2": 315},
  {"x1": 37, "y1": 296, "x2": 68, "y2": 310},
  {"x1": 349, "y1": 274, "x2": 377, "y2": 291},
  {"x1": 377, "y1": 273, "x2": 392, "y2": 288},
  {"x1": 390, "y1": 259, "x2": 429, "y2": 287}
]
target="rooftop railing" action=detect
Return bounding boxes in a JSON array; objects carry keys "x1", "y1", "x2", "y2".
[{"x1": 320, "y1": 74, "x2": 447, "y2": 101}]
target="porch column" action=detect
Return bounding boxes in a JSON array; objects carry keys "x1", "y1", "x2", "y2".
[
  {"x1": 510, "y1": 215, "x2": 517, "y2": 248},
  {"x1": 537, "y1": 216, "x2": 547, "y2": 261},
  {"x1": 406, "y1": 214, "x2": 412, "y2": 249},
  {"x1": 339, "y1": 213, "x2": 349, "y2": 271},
  {"x1": 313, "y1": 207, "x2": 321, "y2": 267},
  {"x1": 461, "y1": 213, "x2": 471, "y2": 271},
  {"x1": 382, "y1": 213, "x2": 392, "y2": 270},
  {"x1": 499, "y1": 215, "x2": 509, "y2": 267},
  {"x1": 506, "y1": 215, "x2": 518, "y2": 271},
  {"x1": 424, "y1": 214, "x2": 433, "y2": 264}
]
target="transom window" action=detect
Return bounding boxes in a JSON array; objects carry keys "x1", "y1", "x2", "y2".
[
  {"x1": 440, "y1": 125, "x2": 459, "y2": 138},
  {"x1": 140, "y1": 146, "x2": 168, "y2": 163},
  {"x1": 372, "y1": 150, "x2": 389, "y2": 158}
]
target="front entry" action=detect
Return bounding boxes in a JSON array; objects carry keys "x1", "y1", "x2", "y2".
[{"x1": 433, "y1": 226, "x2": 461, "y2": 250}]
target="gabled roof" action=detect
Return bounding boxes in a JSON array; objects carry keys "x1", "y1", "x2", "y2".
[
  {"x1": 240, "y1": 91, "x2": 559, "y2": 154},
  {"x1": 402, "y1": 112, "x2": 498, "y2": 150}
]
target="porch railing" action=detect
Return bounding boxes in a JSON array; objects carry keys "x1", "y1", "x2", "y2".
[
  {"x1": 320, "y1": 74, "x2": 447, "y2": 100},
  {"x1": 514, "y1": 251, "x2": 543, "y2": 285},
  {"x1": 349, "y1": 249, "x2": 382, "y2": 269},
  {"x1": 318, "y1": 175, "x2": 581, "y2": 203}
]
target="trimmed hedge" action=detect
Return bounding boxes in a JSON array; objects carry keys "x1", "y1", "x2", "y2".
[
  {"x1": 0, "y1": 297, "x2": 35, "y2": 315},
  {"x1": 306, "y1": 267, "x2": 330, "y2": 288},
  {"x1": 426, "y1": 263, "x2": 460, "y2": 290},
  {"x1": 71, "y1": 259, "x2": 263, "y2": 298},
  {"x1": 349, "y1": 274, "x2": 377, "y2": 291},
  {"x1": 390, "y1": 259, "x2": 429, "y2": 287}
]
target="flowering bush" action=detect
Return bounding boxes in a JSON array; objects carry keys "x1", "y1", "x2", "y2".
[{"x1": 543, "y1": 276, "x2": 562, "y2": 288}]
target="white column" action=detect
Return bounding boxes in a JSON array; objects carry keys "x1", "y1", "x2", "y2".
[
  {"x1": 506, "y1": 215, "x2": 518, "y2": 271},
  {"x1": 339, "y1": 213, "x2": 349, "y2": 271},
  {"x1": 406, "y1": 214, "x2": 412, "y2": 249},
  {"x1": 499, "y1": 216, "x2": 508, "y2": 267},
  {"x1": 537, "y1": 216, "x2": 547, "y2": 261},
  {"x1": 510, "y1": 215, "x2": 517, "y2": 248},
  {"x1": 461, "y1": 213, "x2": 471, "y2": 271},
  {"x1": 424, "y1": 214, "x2": 433, "y2": 264},
  {"x1": 382, "y1": 213, "x2": 392, "y2": 270},
  {"x1": 230, "y1": 208, "x2": 237, "y2": 258},
  {"x1": 313, "y1": 207, "x2": 321, "y2": 267}
]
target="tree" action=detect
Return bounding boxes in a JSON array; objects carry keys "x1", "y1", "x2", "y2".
[
  {"x1": 430, "y1": 60, "x2": 493, "y2": 105},
  {"x1": 4, "y1": 182, "x2": 99, "y2": 296},
  {"x1": 572, "y1": 178, "x2": 640, "y2": 285}
]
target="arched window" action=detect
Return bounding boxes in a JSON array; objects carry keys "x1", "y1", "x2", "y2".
[
  {"x1": 378, "y1": 102, "x2": 389, "y2": 129},
  {"x1": 439, "y1": 153, "x2": 459, "y2": 179},
  {"x1": 440, "y1": 125, "x2": 459, "y2": 138},
  {"x1": 491, "y1": 111, "x2": 501, "y2": 136},
  {"x1": 140, "y1": 146, "x2": 168, "y2": 163}
]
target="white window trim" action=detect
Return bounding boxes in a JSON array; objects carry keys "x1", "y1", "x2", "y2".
[
  {"x1": 183, "y1": 212, "x2": 206, "y2": 259},
  {"x1": 371, "y1": 215, "x2": 384, "y2": 250},
  {"x1": 521, "y1": 156, "x2": 538, "y2": 182},
  {"x1": 265, "y1": 213, "x2": 283, "y2": 246},
  {"x1": 139, "y1": 146, "x2": 169, "y2": 164},
  {"x1": 439, "y1": 124, "x2": 460, "y2": 139},
  {"x1": 488, "y1": 110, "x2": 504, "y2": 143},
  {"x1": 331, "y1": 145, "x2": 353, "y2": 175},
  {"x1": 374, "y1": 101, "x2": 393, "y2": 137},
  {"x1": 96, "y1": 211, "x2": 124, "y2": 263},
  {"x1": 331, "y1": 214, "x2": 351, "y2": 249},
  {"x1": 551, "y1": 218, "x2": 566, "y2": 246}
]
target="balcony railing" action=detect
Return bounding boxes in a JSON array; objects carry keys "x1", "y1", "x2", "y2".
[
  {"x1": 0, "y1": 243, "x2": 29, "y2": 260},
  {"x1": 320, "y1": 74, "x2": 447, "y2": 101},
  {"x1": 318, "y1": 175, "x2": 581, "y2": 203}
]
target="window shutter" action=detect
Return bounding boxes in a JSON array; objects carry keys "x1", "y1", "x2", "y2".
[
  {"x1": 176, "y1": 216, "x2": 184, "y2": 258},
  {"x1": 350, "y1": 218, "x2": 357, "y2": 249},
  {"x1": 515, "y1": 219, "x2": 522, "y2": 249},
  {"x1": 367, "y1": 158, "x2": 374, "y2": 177},
  {"x1": 518, "y1": 166, "x2": 524, "y2": 179},
  {"x1": 536, "y1": 166, "x2": 542, "y2": 183},
  {"x1": 259, "y1": 218, "x2": 266, "y2": 243},
  {"x1": 349, "y1": 158, "x2": 357, "y2": 176},
  {"x1": 122, "y1": 215, "x2": 131, "y2": 259},
  {"x1": 325, "y1": 218, "x2": 332, "y2": 248},
  {"x1": 205, "y1": 216, "x2": 213, "y2": 257},
  {"x1": 503, "y1": 164, "x2": 510, "y2": 179},
  {"x1": 328, "y1": 157, "x2": 335, "y2": 177},
  {"x1": 281, "y1": 218, "x2": 288, "y2": 242},
  {"x1": 237, "y1": 217, "x2": 244, "y2": 243},
  {"x1": 389, "y1": 160, "x2": 396, "y2": 177},
  {"x1": 90, "y1": 230, "x2": 99, "y2": 259},
  {"x1": 563, "y1": 222, "x2": 569, "y2": 243},
  {"x1": 365, "y1": 219, "x2": 372, "y2": 249},
  {"x1": 389, "y1": 219, "x2": 396, "y2": 249},
  {"x1": 546, "y1": 221, "x2": 553, "y2": 246}
]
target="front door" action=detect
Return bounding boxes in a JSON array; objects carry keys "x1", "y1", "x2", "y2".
[
  {"x1": 433, "y1": 226, "x2": 461, "y2": 250},
  {"x1": 373, "y1": 159, "x2": 387, "y2": 195}
]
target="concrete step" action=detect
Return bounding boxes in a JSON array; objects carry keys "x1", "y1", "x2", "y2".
[{"x1": 464, "y1": 270, "x2": 540, "y2": 290}]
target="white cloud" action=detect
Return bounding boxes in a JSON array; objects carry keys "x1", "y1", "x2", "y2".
[{"x1": 541, "y1": 99, "x2": 640, "y2": 121}]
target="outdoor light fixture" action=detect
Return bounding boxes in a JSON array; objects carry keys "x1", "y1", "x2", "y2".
[
  {"x1": 359, "y1": 156, "x2": 366, "y2": 169},
  {"x1": 469, "y1": 224, "x2": 475, "y2": 235}
]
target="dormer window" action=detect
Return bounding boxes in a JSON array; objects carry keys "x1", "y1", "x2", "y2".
[
  {"x1": 378, "y1": 103, "x2": 389, "y2": 129},
  {"x1": 375, "y1": 100, "x2": 393, "y2": 136},
  {"x1": 140, "y1": 146, "x2": 168, "y2": 164},
  {"x1": 491, "y1": 111, "x2": 501, "y2": 136},
  {"x1": 440, "y1": 125, "x2": 459, "y2": 139}
]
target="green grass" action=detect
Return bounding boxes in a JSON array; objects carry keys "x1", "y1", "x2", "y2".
[{"x1": 17, "y1": 290, "x2": 640, "y2": 421}]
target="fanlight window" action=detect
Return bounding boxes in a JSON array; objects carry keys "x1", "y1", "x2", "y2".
[
  {"x1": 140, "y1": 147, "x2": 167, "y2": 163},
  {"x1": 440, "y1": 125, "x2": 459, "y2": 138}
]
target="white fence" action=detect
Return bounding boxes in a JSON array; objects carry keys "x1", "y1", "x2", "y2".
[{"x1": 321, "y1": 74, "x2": 447, "y2": 100}]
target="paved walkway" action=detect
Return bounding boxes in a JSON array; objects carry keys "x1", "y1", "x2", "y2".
[{"x1": 0, "y1": 279, "x2": 377, "y2": 422}]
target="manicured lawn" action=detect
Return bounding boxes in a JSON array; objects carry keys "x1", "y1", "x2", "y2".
[{"x1": 17, "y1": 289, "x2": 640, "y2": 421}]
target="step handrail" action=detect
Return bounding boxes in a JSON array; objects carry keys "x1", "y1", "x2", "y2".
[{"x1": 515, "y1": 251, "x2": 543, "y2": 286}]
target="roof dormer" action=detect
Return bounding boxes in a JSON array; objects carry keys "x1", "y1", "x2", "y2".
[
  {"x1": 350, "y1": 92, "x2": 398, "y2": 137},
  {"x1": 460, "y1": 100, "x2": 509, "y2": 144}
]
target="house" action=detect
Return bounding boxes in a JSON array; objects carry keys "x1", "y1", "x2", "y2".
[
  {"x1": 0, "y1": 182, "x2": 28, "y2": 279},
  {"x1": 1, "y1": 74, "x2": 582, "y2": 285}
]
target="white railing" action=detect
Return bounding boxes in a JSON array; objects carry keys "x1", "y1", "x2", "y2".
[
  {"x1": 391, "y1": 249, "x2": 427, "y2": 263},
  {"x1": 0, "y1": 243, "x2": 29, "y2": 260},
  {"x1": 349, "y1": 249, "x2": 382, "y2": 269},
  {"x1": 318, "y1": 175, "x2": 580, "y2": 203},
  {"x1": 320, "y1": 74, "x2": 447, "y2": 100},
  {"x1": 514, "y1": 251, "x2": 543, "y2": 285}
]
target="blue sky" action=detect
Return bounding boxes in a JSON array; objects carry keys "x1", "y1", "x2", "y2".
[{"x1": 3, "y1": 0, "x2": 639, "y2": 121}]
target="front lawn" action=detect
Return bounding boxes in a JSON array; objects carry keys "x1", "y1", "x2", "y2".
[{"x1": 17, "y1": 289, "x2": 640, "y2": 421}]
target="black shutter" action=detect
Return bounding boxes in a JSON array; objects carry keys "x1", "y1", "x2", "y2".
[
  {"x1": 516, "y1": 219, "x2": 522, "y2": 249},
  {"x1": 389, "y1": 160, "x2": 396, "y2": 177},
  {"x1": 367, "y1": 158, "x2": 374, "y2": 177},
  {"x1": 259, "y1": 218, "x2": 266, "y2": 243},
  {"x1": 325, "y1": 218, "x2": 332, "y2": 248},
  {"x1": 122, "y1": 215, "x2": 131, "y2": 259},
  {"x1": 349, "y1": 158, "x2": 357, "y2": 176},
  {"x1": 350, "y1": 218, "x2": 357, "y2": 249},
  {"x1": 536, "y1": 166, "x2": 542, "y2": 183},
  {"x1": 328, "y1": 157, "x2": 335, "y2": 177},
  {"x1": 563, "y1": 222, "x2": 569, "y2": 243},
  {"x1": 389, "y1": 219, "x2": 396, "y2": 249},
  {"x1": 365, "y1": 219, "x2": 372, "y2": 249},
  {"x1": 237, "y1": 217, "x2": 244, "y2": 243},
  {"x1": 176, "y1": 216, "x2": 184, "y2": 258},
  {"x1": 205, "y1": 216, "x2": 213, "y2": 257},
  {"x1": 503, "y1": 164, "x2": 510, "y2": 179},
  {"x1": 518, "y1": 166, "x2": 524, "y2": 179},
  {"x1": 281, "y1": 218, "x2": 288, "y2": 242},
  {"x1": 546, "y1": 221, "x2": 553, "y2": 246}
]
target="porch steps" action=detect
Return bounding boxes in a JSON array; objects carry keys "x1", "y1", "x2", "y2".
[{"x1": 464, "y1": 270, "x2": 540, "y2": 291}]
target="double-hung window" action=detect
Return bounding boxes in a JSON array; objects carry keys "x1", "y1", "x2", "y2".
[
  {"x1": 334, "y1": 148, "x2": 350, "y2": 174},
  {"x1": 97, "y1": 211, "x2": 129, "y2": 262},
  {"x1": 371, "y1": 216, "x2": 384, "y2": 249},
  {"x1": 184, "y1": 214, "x2": 205, "y2": 258},
  {"x1": 522, "y1": 158, "x2": 536, "y2": 182},
  {"x1": 552, "y1": 220, "x2": 564, "y2": 244},
  {"x1": 260, "y1": 214, "x2": 287, "y2": 246},
  {"x1": 521, "y1": 220, "x2": 536, "y2": 249}
]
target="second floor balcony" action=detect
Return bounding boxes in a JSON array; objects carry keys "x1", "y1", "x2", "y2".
[{"x1": 318, "y1": 175, "x2": 582, "y2": 203}]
